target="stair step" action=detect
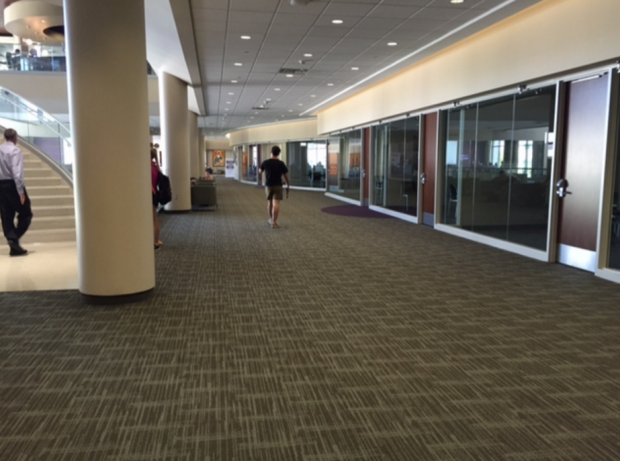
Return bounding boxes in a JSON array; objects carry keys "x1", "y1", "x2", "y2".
[
  {"x1": 20, "y1": 228, "x2": 76, "y2": 244},
  {"x1": 31, "y1": 205, "x2": 75, "y2": 218},
  {"x1": 31, "y1": 195, "x2": 74, "y2": 207},
  {"x1": 27, "y1": 185, "x2": 73, "y2": 197},
  {"x1": 25, "y1": 168, "x2": 55, "y2": 178},
  {"x1": 26, "y1": 177, "x2": 64, "y2": 187},
  {"x1": 29, "y1": 216, "x2": 75, "y2": 231}
]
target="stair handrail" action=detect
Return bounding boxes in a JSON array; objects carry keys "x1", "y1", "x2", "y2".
[{"x1": 0, "y1": 86, "x2": 73, "y2": 180}]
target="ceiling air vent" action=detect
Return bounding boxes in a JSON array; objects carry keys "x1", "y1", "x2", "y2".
[
  {"x1": 251, "y1": 106, "x2": 268, "y2": 110},
  {"x1": 279, "y1": 68, "x2": 307, "y2": 75}
]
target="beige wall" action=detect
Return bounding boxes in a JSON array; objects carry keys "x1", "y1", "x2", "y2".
[
  {"x1": 205, "y1": 139, "x2": 229, "y2": 150},
  {"x1": 317, "y1": 0, "x2": 620, "y2": 134},
  {"x1": 228, "y1": 118, "x2": 319, "y2": 146}
]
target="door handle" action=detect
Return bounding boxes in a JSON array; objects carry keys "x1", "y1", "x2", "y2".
[
  {"x1": 556, "y1": 178, "x2": 572, "y2": 198},
  {"x1": 420, "y1": 172, "x2": 427, "y2": 185}
]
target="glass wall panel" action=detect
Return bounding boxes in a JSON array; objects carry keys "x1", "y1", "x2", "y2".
[
  {"x1": 372, "y1": 117, "x2": 420, "y2": 215},
  {"x1": 507, "y1": 87, "x2": 555, "y2": 249},
  {"x1": 331, "y1": 130, "x2": 362, "y2": 201},
  {"x1": 242, "y1": 144, "x2": 259, "y2": 182},
  {"x1": 608, "y1": 88, "x2": 620, "y2": 270},
  {"x1": 441, "y1": 86, "x2": 555, "y2": 251},
  {"x1": 286, "y1": 140, "x2": 327, "y2": 189}
]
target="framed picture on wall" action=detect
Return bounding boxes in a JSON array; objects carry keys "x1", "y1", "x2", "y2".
[{"x1": 213, "y1": 150, "x2": 225, "y2": 167}]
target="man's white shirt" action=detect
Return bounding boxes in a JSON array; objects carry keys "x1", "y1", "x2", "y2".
[{"x1": 0, "y1": 141, "x2": 25, "y2": 194}]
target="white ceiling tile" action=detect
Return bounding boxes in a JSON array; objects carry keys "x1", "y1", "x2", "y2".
[
  {"x1": 368, "y1": 5, "x2": 422, "y2": 18},
  {"x1": 191, "y1": 8, "x2": 228, "y2": 22},
  {"x1": 230, "y1": 0, "x2": 280, "y2": 12},
  {"x1": 322, "y1": 3, "x2": 377, "y2": 17},
  {"x1": 356, "y1": 17, "x2": 407, "y2": 30},
  {"x1": 415, "y1": 7, "x2": 464, "y2": 21},
  {"x1": 307, "y1": 25, "x2": 351, "y2": 38},
  {"x1": 229, "y1": 10, "x2": 274, "y2": 23}
]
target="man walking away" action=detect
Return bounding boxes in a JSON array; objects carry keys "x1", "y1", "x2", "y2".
[
  {"x1": 259, "y1": 146, "x2": 290, "y2": 229},
  {"x1": 0, "y1": 129, "x2": 32, "y2": 256}
]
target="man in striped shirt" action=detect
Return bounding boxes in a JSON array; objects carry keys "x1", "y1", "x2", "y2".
[{"x1": 0, "y1": 129, "x2": 32, "y2": 256}]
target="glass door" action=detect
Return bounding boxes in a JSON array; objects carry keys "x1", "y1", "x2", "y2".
[{"x1": 371, "y1": 117, "x2": 420, "y2": 217}]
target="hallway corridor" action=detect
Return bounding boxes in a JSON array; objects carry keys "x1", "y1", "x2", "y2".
[{"x1": 1, "y1": 179, "x2": 619, "y2": 460}]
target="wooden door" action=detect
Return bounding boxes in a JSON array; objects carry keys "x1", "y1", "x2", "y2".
[
  {"x1": 557, "y1": 75, "x2": 609, "y2": 271},
  {"x1": 421, "y1": 112, "x2": 438, "y2": 226}
]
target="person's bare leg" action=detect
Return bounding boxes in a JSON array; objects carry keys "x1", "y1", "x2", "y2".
[
  {"x1": 272, "y1": 199, "x2": 280, "y2": 226},
  {"x1": 153, "y1": 206, "x2": 162, "y2": 246},
  {"x1": 267, "y1": 200, "x2": 273, "y2": 223}
]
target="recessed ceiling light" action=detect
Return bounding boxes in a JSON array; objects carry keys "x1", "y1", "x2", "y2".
[
  {"x1": 351, "y1": 67, "x2": 359, "y2": 71},
  {"x1": 231, "y1": 80, "x2": 238, "y2": 83},
  {"x1": 228, "y1": 92, "x2": 234, "y2": 95},
  {"x1": 451, "y1": 0, "x2": 464, "y2": 3},
  {"x1": 332, "y1": 19, "x2": 344, "y2": 24},
  {"x1": 286, "y1": 74, "x2": 294, "y2": 78},
  {"x1": 288, "y1": 110, "x2": 293, "y2": 112},
  {"x1": 298, "y1": 103, "x2": 303, "y2": 106},
  {"x1": 388, "y1": 42, "x2": 397, "y2": 46},
  {"x1": 304, "y1": 53, "x2": 313, "y2": 58},
  {"x1": 266, "y1": 98, "x2": 272, "y2": 101},
  {"x1": 241, "y1": 35, "x2": 251, "y2": 40},
  {"x1": 225, "y1": 108, "x2": 229, "y2": 111},
  {"x1": 226, "y1": 101, "x2": 231, "y2": 104},
  {"x1": 327, "y1": 83, "x2": 334, "y2": 86},
  {"x1": 234, "y1": 63, "x2": 243, "y2": 66},
  {"x1": 274, "y1": 88, "x2": 281, "y2": 91},
  {"x1": 311, "y1": 95, "x2": 316, "y2": 98}
]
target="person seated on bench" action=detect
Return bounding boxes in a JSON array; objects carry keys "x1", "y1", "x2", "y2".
[{"x1": 202, "y1": 167, "x2": 215, "y2": 181}]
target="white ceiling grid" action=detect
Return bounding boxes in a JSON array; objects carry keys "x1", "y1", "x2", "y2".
[{"x1": 189, "y1": 0, "x2": 543, "y2": 138}]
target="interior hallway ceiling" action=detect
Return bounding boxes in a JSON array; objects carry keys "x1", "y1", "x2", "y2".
[
  {"x1": 178, "y1": 0, "x2": 544, "y2": 139},
  {"x1": 0, "y1": 0, "x2": 544, "y2": 139}
]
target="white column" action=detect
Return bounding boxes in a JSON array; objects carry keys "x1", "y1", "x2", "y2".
[
  {"x1": 199, "y1": 133, "x2": 206, "y2": 174},
  {"x1": 159, "y1": 72, "x2": 190, "y2": 211},
  {"x1": 64, "y1": 0, "x2": 154, "y2": 301},
  {"x1": 189, "y1": 111, "x2": 201, "y2": 177}
]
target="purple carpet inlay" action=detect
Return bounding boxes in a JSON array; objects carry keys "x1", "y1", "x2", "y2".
[{"x1": 321, "y1": 205, "x2": 394, "y2": 218}]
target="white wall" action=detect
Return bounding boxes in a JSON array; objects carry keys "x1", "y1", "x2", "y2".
[
  {"x1": 228, "y1": 118, "x2": 318, "y2": 146},
  {"x1": 317, "y1": 0, "x2": 620, "y2": 134}
]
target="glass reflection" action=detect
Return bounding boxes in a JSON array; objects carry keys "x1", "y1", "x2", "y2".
[
  {"x1": 442, "y1": 86, "x2": 555, "y2": 251},
  {"x1": 242, "y1": 145, "x2": 259, "y2": 182},
  {"x1": 372, "y1": 117, "x2": 420, "y2": 215},
  {"x1": 609, "y1": 92, "x2": 620, "y2": 269},
  {"x1": 329, "y1": 130, "x2": 362, "y2": 201},
  {"x1": 286, "y1": 140, "x2": 327, "y2": 189}
]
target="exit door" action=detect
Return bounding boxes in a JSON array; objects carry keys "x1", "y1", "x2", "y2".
[
  {"x1": 556, "y1": 74, "x2": 610, "y2": 271},
  {"x1": 421, "y1": 112, "x2": 438, "y2": 226}
]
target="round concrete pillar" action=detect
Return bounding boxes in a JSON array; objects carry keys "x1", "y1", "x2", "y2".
[
  {"x1": 64, "y1": 0, "x2": 154, "y2": 302},
  {"x1": 189, "y1": 111, "x2": 201, "y2": 177},
  {"x1": 159, "y1": 72, "x2": 190, "y2": 211}
]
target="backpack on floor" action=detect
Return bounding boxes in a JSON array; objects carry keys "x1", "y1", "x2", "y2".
[{"x1": 156, "y1": 172, "x2": 172, "y2": 205}]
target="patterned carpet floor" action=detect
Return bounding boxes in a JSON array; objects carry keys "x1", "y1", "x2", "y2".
[{"x1": 1, "y1": 179, "x2": 619, "y2": 460}]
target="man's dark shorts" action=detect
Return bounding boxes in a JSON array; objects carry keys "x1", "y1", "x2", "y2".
[{"x1": 265, "y1": 186, "x2": 283, "y2": 201}]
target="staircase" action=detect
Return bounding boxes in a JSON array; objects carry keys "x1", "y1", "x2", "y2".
[{"x1": 20, "y1": 146, "x2": 76, "y2": 244}]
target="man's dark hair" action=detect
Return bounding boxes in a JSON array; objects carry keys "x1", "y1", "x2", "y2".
[
  {"x1": 4, "y1": 129, "x2": 17, "y2": 141},
  {"x1": 206, "y1": 167, "x2": 213, "y2": 174},
  {"x1": 271, "y1": 146, "x2": 281, "y2": 156}
]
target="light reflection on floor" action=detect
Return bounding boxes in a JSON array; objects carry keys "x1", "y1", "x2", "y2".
[{"x1": 0, "y1": 241, "x2": 78, "y2": 292}]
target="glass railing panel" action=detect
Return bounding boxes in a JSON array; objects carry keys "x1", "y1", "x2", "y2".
[{"x1": 0, "y1": 86, "x2": 73, "y2": 177}]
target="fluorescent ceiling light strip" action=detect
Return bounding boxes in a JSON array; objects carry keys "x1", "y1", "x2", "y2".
[{"x1": 301, "y1": 0, "x2": 518, "y2": 116}]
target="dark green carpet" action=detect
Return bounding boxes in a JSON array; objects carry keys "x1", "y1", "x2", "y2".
[{"x1": 1, "y1": 179, "x2": 619, "y2": 460}]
